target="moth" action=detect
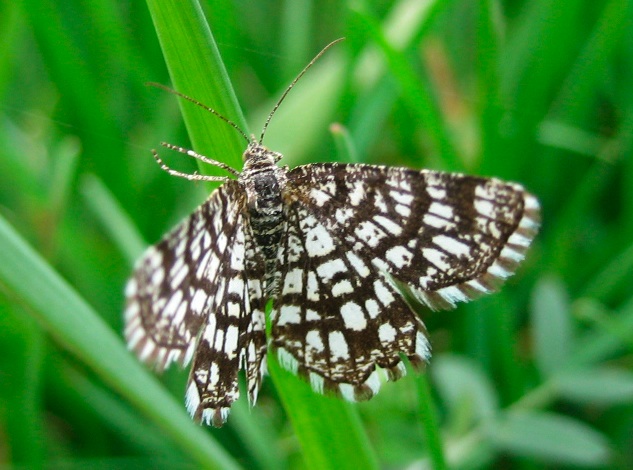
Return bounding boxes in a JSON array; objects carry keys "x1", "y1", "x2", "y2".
[{"x1": 124, "y1": 39, "x2": 540, "y2": 427}]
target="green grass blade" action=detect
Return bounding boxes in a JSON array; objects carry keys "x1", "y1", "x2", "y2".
[
  {"x1": 330, "y1": 122, "x2": 361, "y2": 163},
  {"x1": 80, "y1": 174, "x2": 147, "y2": 265},
  {"x1": 549, "y1": 0, "x2": 629, "y2": 120},
  {"x1": 62, "y1": 364, "x2": 184, "y2": 460},
  {"x1": 249, "y1": 49, "x2": 346, "y2": 165},
  {"x1": 349, "y1": 1, "x2": 462, "y2": 171},
  {"x1": 571, "y1": 298, "x2": 633, "y2": 367},
  {"x1": 0, "y1": 306, "x2": 45, "y2": 469},
  {"x1": 280, "y1": 0, "x2": 313, "y2": 80},
  {"x1": 0, "y1": 214, "x2": 240, "y2": 470},
  {"x1": 146, "y1": 0, "x2": 246, "y2": 176},
  {"x1": 475, "y1": 0, "x2": 504, "y2": 174},
  {"x1": 585, "y1": 240, "x2": 633, "y2": 301},
  {"x1": 269, "y1": 357, "x2": 379, "y2": 470},
  {"x1": 416, "y1": 374, "x2": 447, "y2": 470}
]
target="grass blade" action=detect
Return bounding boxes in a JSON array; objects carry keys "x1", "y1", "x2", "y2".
[
  {"x1": 349, "y1": 1, "x2": 462, "y2": 171},
  {"x1": 269, "y1": 357, "x2": 379, "y2": 470},
  {"x1": 146, "y1": 0, "x2": 246, "y2": 176}
]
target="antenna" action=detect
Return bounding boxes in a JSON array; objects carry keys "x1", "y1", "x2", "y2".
[
  {"x1": 146, "y1": 82, "x2": 250, "y2": 143},
  {"x1": 258, "y1": 37, "x2": 345, "y2": 143}
]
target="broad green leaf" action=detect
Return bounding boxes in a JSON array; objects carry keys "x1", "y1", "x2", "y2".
[
  {"x1": 432, "y1": 354, "x2": 499, "y2": 427},
  {"x1": 530, "y1": 275, "x2": 573, "y2": 376},
  {"x1": 556, "y1": 367, "x2": 633, "y2": 406},
  {"x1": 488, "y1": 411, "x2": 611, "y2": 466}
]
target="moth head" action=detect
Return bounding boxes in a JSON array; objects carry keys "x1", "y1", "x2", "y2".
[{"x1": 242, "y1": 140, "x2": 282, "y2": 167}]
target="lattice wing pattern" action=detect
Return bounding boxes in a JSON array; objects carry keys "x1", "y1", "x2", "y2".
[
  {"x1": 284, "y1": 163, "x2": 540, "y2": 310},
  {"x1": 185, "y1": 217, "x2": 267, "y2": 426},
  {"x1": 271, "y1": 201, "x2": 431, "y2": 400},
  {"x1": 269, "y1": 162, "x2": 539, "y2": 399},
  {"x1": 124, "y1": 181, "x2": 267, "y2": 426}
]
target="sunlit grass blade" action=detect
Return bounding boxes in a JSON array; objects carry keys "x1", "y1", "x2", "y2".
[
  {"x1": 279, "y1": 0, "x2": 313, "y2": 80},
  {"x1": 146, "y1": 0, "x2": 246, "y2": 177},
  {"x1": 249, "y1": 49, "x2": 346, "y2": 165},
  {"x1": 330, "y1": 122, "x2": 361, "y2": 163}
]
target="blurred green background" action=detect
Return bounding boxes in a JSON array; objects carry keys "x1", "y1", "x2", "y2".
[{"x1": 1, "y1": 0, "x2": 632, "y2": 468}]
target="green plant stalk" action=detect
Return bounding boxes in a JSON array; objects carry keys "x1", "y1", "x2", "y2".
[
  {"x1": 81, "y1": 174, "x2": 147, "y2": 265},
  {"x1": 475, "y1": 0, "x2": 503, "y2": 175},
  {"x1": 268, "y1": 357, "x2": 379, "y2": 470},
  {"x1": 417, "y1": 373, "x2": 447, "y2": 470},
  {"x1": 330, "y1": 122, "x2": 361, "y2": 163}
]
